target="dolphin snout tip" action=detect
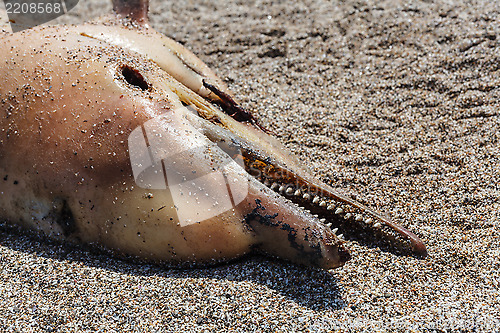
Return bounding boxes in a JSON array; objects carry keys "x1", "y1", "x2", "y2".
[{"x1": 319, "y1": 242, "x2": 351, "y2": 270}]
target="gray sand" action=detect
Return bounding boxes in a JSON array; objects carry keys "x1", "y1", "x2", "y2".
[{"x1": 1, "y1": 0, "x2": 499, "y2": 331}]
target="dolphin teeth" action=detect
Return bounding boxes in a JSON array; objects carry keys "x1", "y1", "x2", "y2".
[
  {"x1": 365, "y1": 218, "x2": 373, "y2": 224},
  {"x1": 335, "y1": 208, "x2": 344, "y2": 215},
  {"x1": 303, "y1": 193, "x2": 311, "y2": 200},
  {"x1": 319, "y1": 218, "x2": 326, "y2": 223},
  {"x1": 279, "y1": 185, "x2": 285, "y2": 192},
  {"x1": 286, "y1": 187, "x2": 294, "y2": 195},
  {"x1": 312, "y1": 196, "x2": 320, "y2": 204},
  {"x1": 294, "y1": 189, "x2": 301, "y2": 196},
  {"x1": 331, "y1": 228, "x2": 338, "y2": 234},
  {"x1": 337, "y1": 234, "x2": 344, "y2": 240},
  {"x1": 344, "y1": 213, "x2": 352, "y2": 220},
  {"x1": 327, "y1": 204, "x2": 334, "y2": 210},
  {"x1": 271, "y1": 183, "x2": 279, "y2": 190},
  {"x1": 373, "y1": 222, "x2": 382, "y2": 228},
  {"x1": 326, "y1": 223, "x2": 333, "y2": 228},
  {"x1": 355, "y1": 214, "x2": 363, "y2": 222},
  {"x1": 319, "y1": 201, "x2": 327, "y2": 207}
]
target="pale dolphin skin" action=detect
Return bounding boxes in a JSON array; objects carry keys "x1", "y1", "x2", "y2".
[{"x1": 0, "y1": 0, "x2": 425, "y2": 269}]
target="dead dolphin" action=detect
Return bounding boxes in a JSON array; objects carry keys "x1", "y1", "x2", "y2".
[{"x1": 0, "y1": 0, "x2": 426, "y2": 269}]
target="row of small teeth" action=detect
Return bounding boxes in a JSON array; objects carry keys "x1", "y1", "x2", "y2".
[{"x1": 266, "y1": 180, "x2": 383, "y2": 230}]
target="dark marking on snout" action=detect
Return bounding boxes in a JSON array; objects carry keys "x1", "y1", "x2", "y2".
[
  {"x1": 244, "y1": 199, "x2": 324, "y2": 265},
  {"x1": 242, "y1": 199, "x2": 279, "y2": 231},
  {"x1": 56, "y1": 200, "x2": 77, "y2": 237}
]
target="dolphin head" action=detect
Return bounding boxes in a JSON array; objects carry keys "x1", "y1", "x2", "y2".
[{"x1": 0, "y1": 0, "x2": 426, "y2": 270}]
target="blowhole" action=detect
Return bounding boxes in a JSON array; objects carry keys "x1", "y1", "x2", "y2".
[{"x1": 120, "y1": 65, "x2": 149, "y2": 91}]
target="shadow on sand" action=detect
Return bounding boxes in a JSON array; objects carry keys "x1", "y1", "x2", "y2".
[{"x1": 0, "y1": 221, "x2": 346, "y2": 311}]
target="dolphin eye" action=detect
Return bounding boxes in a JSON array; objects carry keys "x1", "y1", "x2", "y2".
[{"x1": 120, "y1": 65, "x2": 149, "y2": 91}]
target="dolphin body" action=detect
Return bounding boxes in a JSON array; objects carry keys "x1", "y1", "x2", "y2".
[{"x1": 0, "y1": 0, "x2": 426, "y2": 269}]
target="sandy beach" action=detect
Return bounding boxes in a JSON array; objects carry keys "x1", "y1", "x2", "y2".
[{"x1": 1, "y1": 0, "x2": 499, "y2": 331}]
